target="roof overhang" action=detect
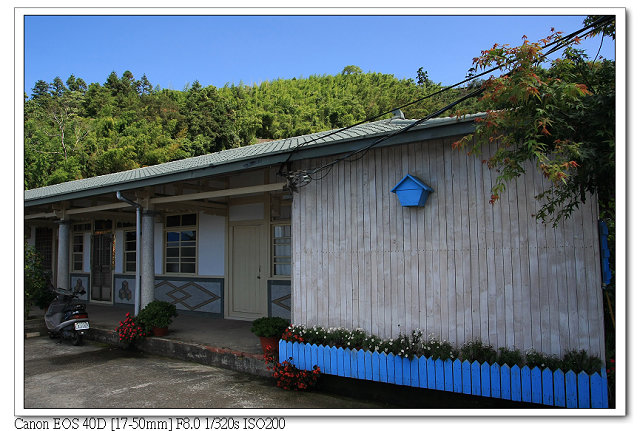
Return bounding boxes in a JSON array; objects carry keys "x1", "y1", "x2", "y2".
[{"x1": 24, "y1": 114, "x2": 479, "y2": 208}]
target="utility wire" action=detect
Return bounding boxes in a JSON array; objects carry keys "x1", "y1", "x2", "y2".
[{"x1": 282, "y1": 16, "x2": 614, "y2": 189}]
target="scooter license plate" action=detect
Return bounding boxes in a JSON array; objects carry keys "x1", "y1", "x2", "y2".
[{"x1": 74, "y1": 322, "x2": 89, "y2": 330}]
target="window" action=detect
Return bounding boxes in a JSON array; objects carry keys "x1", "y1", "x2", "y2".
[
  {"x1": 272, "y1": 224, "x2": 291, "y2": 276},
  {"x1": 165, "y1": 214, "x2": 197, "y2": 274},
  {"x1": 71, "y1": 233, "x2": 84, "y2": 271},
  {"x1": 71, "y1": 223, "x2": 90, "y2": 272},
  {"x1": 124, "y1": 230, "x2": 137, "y2": 273}
]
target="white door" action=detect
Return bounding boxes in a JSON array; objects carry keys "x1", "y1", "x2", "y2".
[{"x1": 229, "y1": 223, "x2": 266, "y2": 319}]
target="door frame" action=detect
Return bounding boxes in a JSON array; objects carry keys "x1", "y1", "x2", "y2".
[
  {"x1": 90, "y1": 231, "x2": 114, "y2": 304},
  {"x1": 225, "y1": 220, "x2": 269, "y2": 320}
]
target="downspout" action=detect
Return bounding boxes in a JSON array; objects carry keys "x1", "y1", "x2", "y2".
[{"x1": 116, "y1": 192, "x2": 142, "y2": 316}]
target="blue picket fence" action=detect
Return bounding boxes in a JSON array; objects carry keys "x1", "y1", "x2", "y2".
[{"x1": 278, "y1": 340, "x2": 608, "y2": 408}]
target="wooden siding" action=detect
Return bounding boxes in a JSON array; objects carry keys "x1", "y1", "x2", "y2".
[{"x1": 291, "y1": 136, "x2": 605, "y2": 359}]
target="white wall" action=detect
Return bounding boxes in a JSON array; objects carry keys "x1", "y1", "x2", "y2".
[
  {"x1": 114, "y1": 229, "x2": 124, "y2": 273},
  {"x1": 154, "y1": 222, "x2": 163, "y2": 275},
  {"x1": 229, "y1": 203, "x2": 264, "y2": 221},
  {"x1": 198, "y1": 212, "x2": 225, "y2": 276},
  {"x1": 83, "y1": 232, "x2": 91, "y2": 273}
]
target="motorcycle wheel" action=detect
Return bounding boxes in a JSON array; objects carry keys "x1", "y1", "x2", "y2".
[{"x1": 71, "y1": 332, "x2": 83, "y2": 346}]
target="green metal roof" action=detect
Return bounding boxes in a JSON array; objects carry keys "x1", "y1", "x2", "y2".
[{"x1": 24, "y1": 113, "x2": 483, "y2": 206}]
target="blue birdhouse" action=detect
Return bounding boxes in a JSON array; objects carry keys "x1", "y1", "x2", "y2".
[{"x1": 391, "y1": 174, "x2": 433, "y2": 207}]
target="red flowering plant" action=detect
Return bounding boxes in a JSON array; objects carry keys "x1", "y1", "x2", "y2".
[
  {"x1": 116, "y1": 312, "x2": 149, "y2": 347},
  {"x1": 263, "y1": 346, "x2": 321, "y2": 391},
  {"x1": 281, "y1": 325, "x2": 305, "y2": 343}
]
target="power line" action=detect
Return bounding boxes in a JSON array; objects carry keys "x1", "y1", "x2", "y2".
[{"x1": 281, "y1": 16, "x2": 614, "y2": 190}]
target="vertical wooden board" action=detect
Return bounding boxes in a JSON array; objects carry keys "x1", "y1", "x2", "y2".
[
  {"x1": 491, "y1": 363, "x2": 501, "y2": 398},
  {"x1": 473, "y1": 143, "x2": 489, "y2": 345},
  {"x1": 531, "y1": 367, "x2": 543, "y2": 405},
  {"x1": 342, "y1": 161, "x2": 351, "y2": 329},
  {"x1": 336, "y1": 347, "x2": 345, "y2": 377},
  {"x1": 404, "y1": 144, "x2": 418, "y2": 332},
  {"x1": 418, "y1": 356, "x2": 428, "y2": 389},
  {"x1": 500, "y1": 181, "x2": 514, "y2": 350},
  {"x1": 295, "y1": 342, "x2": 304, "y2": 369},
  {"x1": 471, "y1": 361, "x2": 482, "y2": 396},
  {"x1": 500, "y1": 364, "x2": 511, "y2": 400},
  {"x1": 344, "y1": 348, "x2": 352, "y2": 379},
  {"x1": 410, "y1": 357, "x2": 420, "y2": 387},
  {"x1": 458, "y1": 146, "x2": 474, "y2": 345},
  {"x1": 452, "y1": 359, "x2": 463, "y2": 393},
  {"x1": 547, "y1": 213, "x2": 561, "y2": 357},
  {"x1": 322, "y1": 345, "x2": 331, "y2": 374},
  {"x1": 462, "y1": 360, "x2": 472, "y2": 395},
  {"x1": 584, "y1": 196, "x2": 602, "y2": 357},
  {"x1": 330, "y1": 346, "x2": 338, "y2": 376},
  {"x1": 444, "y1": 359, "x2": 454, "y2": 392},
  {"x1": 427, "y1": 357, "x2": 436, "y2": 389},
  {"x1": 429, "y1": 140, "x2": 442, "y2": 339},
  {"x1": 367, "y1": 150, "x2": 378, "y2": 336},
  {"x1": 402, "y1": 356, "x2": 411, "y2": 386},
  {"x1": 357, "y1": 349, "x2": 366, "y2": 380},
  {"x1": 510, "y1": 175, "x2": 524, "y2": 352},
  {"x1": 590, "y1": 372, "x2": 604, "y2": 408},
  {"x1": 521, "y1": 366, "x2": 532, "y2": 403},
  {"x1": 353, "y1": 149, "x2": 362, "y2": 330},
  {"x1": 349, "y1": 348, "x2": 358, "y2": 379},
  {"x1": 554, "y1": 218, "x2": 570, "y2": 356},
  {"x1": 536, "y1": 174, "x2": 552, "y2": 355},
  {"x1": 387, "y1": 353, "x2": 395, "y2": 384},
  {"x1": 278, "y1": 340, "x2": 287, "y2": 364},
  {"x1": 515, "y1": 167, "x2": 532, "y2": 352},
  {"x1": 577, "y1": 371, "x2": 590, "y2": 408},
  {"x1": 465, "y1": 143, "x2": 481, "y2": 342},
  {"x1": 379, "y1": 353, "x2": 388, "y2": 383},
  {"x1": 418, "y1": 144, "x2": 429, "y2": 334},
  {"x1": 553, "y1": 369, "x2": 566, "y2": 407},
  {"x1": 482, "y1": 145, "x2": 501, "y2": 347},
  {"x1": 364, "y1": 350, "x2": 373, "y2": 380},
  {"x1": 310, "y1": 344, "x2": 318, "y2": 370},
  {"x1": 510, "y1": 365, "x2": 522, "y2": 402},
  {"x1": 451, "y1": 146, "x2": 465, "y2": 347},
  {"x1": 395, "y1": 355, "x2": 404, "y2": 386},
  {"x1": 442, "y1": 140, "x2": 457, "y2": 344},
  {"x1": 565, "y1": 371, "x2": 578, "y2": 408},
  {"x1": 572, "y1": 191, "x2": 589, "y2": 354},
  {"x1": 524, "y1": 165, "x2": 542, "y2": 353},
  {"x1": 542, "y1": 368, "x2": 554, "y2": 406},
  {"x1": 291, "y1": 170, "x2": 301, "y2": 324},
  {"x1": 305, "y1": 343, "x2": 313, "y2": 371},
  {"x1": 481, "y1": 362, "x2": 491, "y2": 397},
  {"x1": 600, "y1": 368, "x2": 609, "y2": 408},
  {"x1": 378, "y1": 149, "x2": 390, "y2": 339},
  {"x1": 372, "y1": 352, "x2": 381, "y2": 382},
  {"x1": 435, "y1": 359, "x2": 445, "y2": 391},
  {"x1": 286, "y1": 342, "x2": 294, "y2": 364}
]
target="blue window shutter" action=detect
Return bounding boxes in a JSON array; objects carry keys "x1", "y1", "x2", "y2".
[{"x1": 598, "y1": 220, "x2": 612, "y2": 286}]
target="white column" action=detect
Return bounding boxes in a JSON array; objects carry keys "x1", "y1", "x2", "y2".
[
  {"x1": 56, "y1": 220, "x2": 70, "y2": 292},
  {"x1": 140, "y1": 210, "x2": 155, "y2": 308}
]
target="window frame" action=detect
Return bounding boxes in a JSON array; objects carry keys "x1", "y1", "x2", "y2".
[
  {"x1": 70, "y1": 222, "x2": 91, "y2": 273},
  {"x1": 271, "y1": 222, "x2": 292, "y2": 278},
  {"x1": 163, "y1": 213, "x2": 198, "y2": 275},
  {"x1": 123, "y1": 229, "x2": 137, "y2": 274}
]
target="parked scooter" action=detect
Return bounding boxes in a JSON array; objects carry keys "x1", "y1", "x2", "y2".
[{"x1": 44, "y1": 286, "x2": 90, "y2": 346}]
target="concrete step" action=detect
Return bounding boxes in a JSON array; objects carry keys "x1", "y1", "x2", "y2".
[{"x1": 24, "y1": 318, "x2": 47, "y2": 339}]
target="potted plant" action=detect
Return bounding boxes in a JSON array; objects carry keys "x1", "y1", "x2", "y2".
[
  {"x1": 251, "y1": 316, "x2": 290, "y2": 354},
  {"x1": 136, "y1": 300, "x2": 178, "y2": 336}
]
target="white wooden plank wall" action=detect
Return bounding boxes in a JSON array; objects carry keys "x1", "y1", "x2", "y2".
[{"x1": 291, "y1": 137, "x2": 605, "y2": 358}]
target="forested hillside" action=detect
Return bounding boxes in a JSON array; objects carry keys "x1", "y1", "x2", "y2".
[{"x1": 24, "y1": 67, "x2": 481, "y2": 189}]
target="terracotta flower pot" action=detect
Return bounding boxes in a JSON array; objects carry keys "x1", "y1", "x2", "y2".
[
  {"x1": 259, "y1": 336, "x2": 280, "y2": 355},
  {"x1": 152, "y1": 326, "x2": 169, "y2": 337}
]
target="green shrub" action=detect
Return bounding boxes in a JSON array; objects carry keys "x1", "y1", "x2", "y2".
[
  {"x1": 498, "y1": 346, "x2": 524, "y2": 367},
  {"x1": 561, "y1": 349, "x2": 603, "y2": 375},
  {"x1": 24, "y1": 243, "x2": 55, "y2": 319},
  {"x1": 250, "y1": 316, "x2": 290, "y2": 338},
  {"x1": 525, "y1": 349, "x2": 562, "y2": 371},
  {"x1": 460, "y1": 339, "x2": 498, "y2": 364},
  {"x1": 136, "y1": 300, "x2": 178, "y2": 330}
]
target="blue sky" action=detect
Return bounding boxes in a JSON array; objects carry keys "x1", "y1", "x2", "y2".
[{"x1": 23, "y1": 14, "x2": 616, "y2": 96}]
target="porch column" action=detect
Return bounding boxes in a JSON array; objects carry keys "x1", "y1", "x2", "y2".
[
  {"x1": 55, "y1": 220, "x2": 71, "y2": 292},
  {"x1": 140, "y1": 210, "x2": 156, "y2": 308}
]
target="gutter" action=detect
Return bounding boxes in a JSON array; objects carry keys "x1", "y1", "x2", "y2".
[{"x1": 116, "y1": 191, "x2": 142, "y2": 316}]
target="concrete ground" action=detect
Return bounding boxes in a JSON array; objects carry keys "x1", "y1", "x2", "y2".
[{"x1": 23, "y1": 337, "x2": 392, "y2": 410}]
